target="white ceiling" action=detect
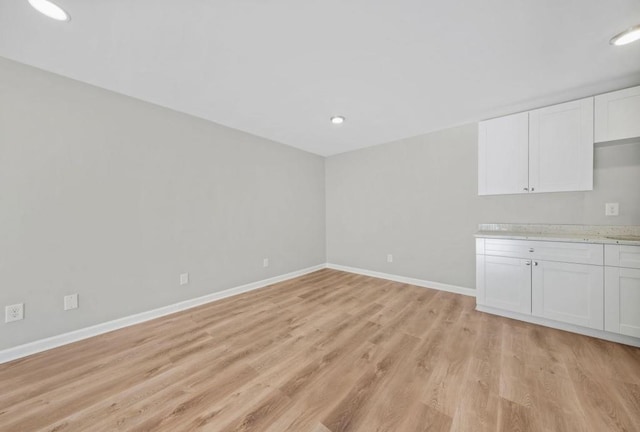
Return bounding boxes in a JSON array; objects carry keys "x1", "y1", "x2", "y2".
[{"x1": 1, "y1": 0, "x2": 639, "y2": 156}]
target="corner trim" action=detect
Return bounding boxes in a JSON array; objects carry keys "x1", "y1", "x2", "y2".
[
  {"x1": 0, "y1": 264, "x2": 327, "y2": 365},
  {"x1": 476, "y1": 305, "x2": 640, "y2": 348},
  {"x1": 326, "y1": 263, "x2": 476, "y2": 297}
]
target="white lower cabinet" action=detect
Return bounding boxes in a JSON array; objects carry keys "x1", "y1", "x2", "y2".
[
  {"x1": 477, "y1": 255, "x2": 531, "y2": 314},
  {"x1": 477, "y1": 237, "x2": 640, "y2": 344},
  {"x1": 531, "y1": 261, "x2": 604, "y2": 330},
  {"x1": 605, "y1": 267, "x2": 640, "y2": 338}
]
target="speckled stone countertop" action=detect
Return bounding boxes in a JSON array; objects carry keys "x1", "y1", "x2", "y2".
[{"x1": 475, "y1": 224, "x2": 640, "y2": 246}]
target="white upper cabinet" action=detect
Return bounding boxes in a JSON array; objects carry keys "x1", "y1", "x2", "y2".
[
  {"x1": 529, "y1": 98, "x2": 594, "y2": 193},
  {"x1": 478, "y1": 112, "x2": 529, "y2": 195},
  {"x1": 478, "y1": 98, "x2": 594, "y2": 196},
  {"x1": 595, "y1": 85, "x2": 640, "y2": 143}
]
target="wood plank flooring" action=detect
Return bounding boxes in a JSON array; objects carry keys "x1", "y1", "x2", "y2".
[{"x1": 1, "y1": 269, "x2": 639, "y2": 432}]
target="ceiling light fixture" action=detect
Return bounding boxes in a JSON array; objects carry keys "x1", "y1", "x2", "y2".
[
  {"x1": 610, "y1": 24, "x2": 640, "y2": 46},
  {"x1": 28, "y1": 0, "x2": 70, "y2": 22},
  {"x1": 330, "y1": 116, "x2": 345, "y2": 125}
]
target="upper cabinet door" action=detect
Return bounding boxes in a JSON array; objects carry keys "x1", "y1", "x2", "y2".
[
  {"x1": 595, "y1": 85, "x2": 640, "y2": 143},
  {"x1": 529, "y1": 98, "x2": 594, "y2": 193},
  {"x1": 478, "y1": 112, "x2": 529, "y2": 196}
]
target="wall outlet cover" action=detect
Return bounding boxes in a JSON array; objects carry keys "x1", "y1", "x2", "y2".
[
  {"x1": 605, "y1": 203, "x2": 619, "y2": 216},
  {"x1": 64, "y1": 294, "x2": 79, "y2": 311},
  {"x1": 5, "y1": 303, "x2": 24, "y2": 323},
  {"x1": 180, "y1": 273, "x2": 189, "y2": 285},
  {"x1": 387, "y1": 254, "x2": 393, "y2": 263},
  {"x1": 263, "y1": 258, "x2": 269, "y2": 268}
]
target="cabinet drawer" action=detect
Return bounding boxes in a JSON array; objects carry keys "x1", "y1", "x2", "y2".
[
  {"x1": 484, "y1": 239, "x2": 603, "y2": 265},
  {"x1": 605, "y1": 244, "x2": 640, "y2": 269},
  {"x1": 484, "y1": 239, "x2": 536, "y2": 259}
]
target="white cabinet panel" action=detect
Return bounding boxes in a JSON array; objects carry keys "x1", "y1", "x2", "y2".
[
  {"x1": 478, "y1": 255, "x2": 531, "y2": 314},
  {"x1": 484, "y1": 239, "x2": 534, "y2": 259},
  {"x1": 528, "y1": 241, "x2": 603, "y2": 265},
  {"x1": 595, "y1": 85, "x2": 640, "y2": 143},
  {"x1": 532, "y1": 261, "x2": 603, "y2": 330},
  {"x1": 484, "y1": 239, "x2": 603, "y2": 265},
  {"x1": 605, "y1": 267, "x2": 640, "y2": 338},
  {"x1": 478, "y1": 112, "x2": 529, "y2": 195},
  {"x1": 529, "y1": 98, "x2": 594, "y2": 193},
  {"x1": 605, "y1": 244, "x2": 640, "y2": 269}
]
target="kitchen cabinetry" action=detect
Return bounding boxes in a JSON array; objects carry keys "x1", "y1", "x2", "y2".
[
  {"x1": 477, "y1": 237, "x2": 640, "y2": 345},
  {"x1": 604, "y1": 244, "x2": 640, "y2": 338},
  {"x1": 476, "y1": 255, "x2": 531, "y2": 314},
  {"x1": 478, "y1": 98, "x2": 594, "y2": 195},
  {"x1": 531, "y1": 260, "x2": 603, "y2": 329},
  {"x1": 478, "y1": 112, "x2": 528, "y2": 195},
  {"x1": 477, "y1": 238, "x2": 603, "y2": 328},
  {"x1": 529, "y1": 98, "x2": 594, "y2": 193},
  {"x1": 595, "y1": 85, "x2": 640, "y2": 143}
]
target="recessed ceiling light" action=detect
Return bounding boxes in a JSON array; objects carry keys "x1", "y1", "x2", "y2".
[
  {"x1": 610, "y1": 24, "x2": 640, "y2": 46},
  {"x1": 330, "y1": 116, "x2": 345, "y2": 125},
  {"x1": 28, "y1": 0, "x2": 70, "y2": 22}
]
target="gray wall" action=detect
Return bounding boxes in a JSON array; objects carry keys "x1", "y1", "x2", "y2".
[
  {"x1": 326, "y1": 124, "x2": 640, "y2": 289},
  {"x1": 0, "y1": 58, "x2": 326, "y2": 350}
]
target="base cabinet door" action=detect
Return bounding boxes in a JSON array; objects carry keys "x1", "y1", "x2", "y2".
[
  {"x1": 478, "y1": 255, "x2": 531, "y2": 314},
  {"x1": 532, "y1": 261, "x2": 604, "y2": 330},
  {"x1": 605, "y1": 267, "x2": 640, "y2": 338}
]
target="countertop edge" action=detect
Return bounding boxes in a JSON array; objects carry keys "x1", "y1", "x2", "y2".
[{"x1": 474, "y1": 232, "x2": 640, "y2": 246}]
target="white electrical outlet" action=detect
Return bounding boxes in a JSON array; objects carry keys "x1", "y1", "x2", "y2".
[
  {"x1": 64, "y1": 294, "x2": 79, "y2": 311},
  {"x1": 5, "y1": 303, "x2": 24, "y2": 323},
  {"x1": 263, "y1": 258, "x2": 269, "y2": 268},
  {"x1": 605, "y1": 203, "x2": 619, "y2": 216},
  {"x1": 387, "y1": 254, "x2": 393, "y2": 263},
  {"x1": 180, "y1": 273, "x2": 189, "y2": 285}
]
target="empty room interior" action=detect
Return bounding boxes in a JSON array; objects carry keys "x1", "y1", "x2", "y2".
[{"x1": 2, "y1": 1, "x2": 640, "y2": 431}]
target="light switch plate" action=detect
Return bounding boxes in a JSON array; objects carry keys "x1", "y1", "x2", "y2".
[
  {"x1": 605, "y1": 203, "x2": 619, "y2": 216},
  {"x1": 64, "y1": 294, "x2": 79, "y2": 310}
]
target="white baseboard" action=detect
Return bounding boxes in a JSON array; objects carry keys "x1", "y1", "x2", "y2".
[
  {"x1": 1, "y1": 263, "x2": 477, "y2": 364},
  {"x1": 0, "y1": 264, "x2": 327, "y2": 365},
  {"x1": 326, "y1": 263, "x2": 476, "y2": 297},
  {"x1": 476, "y1": 305, "x2": 640, "y2": 348}
]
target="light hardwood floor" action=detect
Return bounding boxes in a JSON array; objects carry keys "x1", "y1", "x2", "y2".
[{"x1": 1, "y1": 269, "x2": 639, "y2": 432}]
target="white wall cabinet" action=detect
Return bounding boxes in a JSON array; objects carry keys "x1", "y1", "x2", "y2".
[
  {"x1": 476, "y1": 255, "x2": 531, "y2": 314},
  {"x1": 478, "y1": 112, "x2": 529, "y2": 195},
  {"x1": 531, "y1": 260, "x2": 603, "y2": 330},
  {"x1": 595, "y1": 85, "x2": 640, "y2": 143},
  {"x1": 529, "y1": 98, "x2": 594, "y2": 193},
  {"x1": 478, "y1": 98, "x2": 594, "y2": 196}
]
